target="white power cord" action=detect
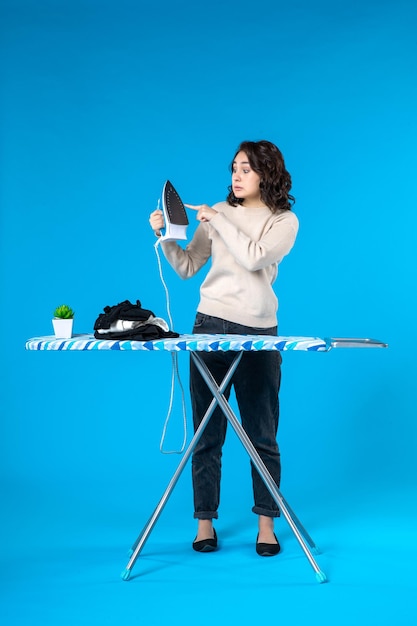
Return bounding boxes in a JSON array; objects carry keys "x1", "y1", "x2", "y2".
[{"x1": 154, "y1": 235, "x2": 187, "y2": 454}]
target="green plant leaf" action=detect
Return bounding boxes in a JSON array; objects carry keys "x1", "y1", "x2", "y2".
[{"x1": 53, "y1": 304, "x2": 75, "y2": 319}]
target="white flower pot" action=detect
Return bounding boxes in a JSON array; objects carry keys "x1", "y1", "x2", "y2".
[{"x1": 52, "y1": 318, "x2": 74, "y2": 338}]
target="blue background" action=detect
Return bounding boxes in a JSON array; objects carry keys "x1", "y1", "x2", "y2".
[{"x1": 1, "y1": 0, "x2": 416, "y2": 624}]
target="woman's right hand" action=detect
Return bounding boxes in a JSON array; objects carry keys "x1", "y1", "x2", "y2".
[{"x1": 149, "y1": 209, "x2": 165, "y2": 237}]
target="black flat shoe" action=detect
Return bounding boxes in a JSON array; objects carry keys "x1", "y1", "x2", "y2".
[
  {"x1": 193, "y1": 528, "x2": 218, "y2": 553},
  {"x1": 256, "y1": 533, "x2": 280, "y2": 557}
]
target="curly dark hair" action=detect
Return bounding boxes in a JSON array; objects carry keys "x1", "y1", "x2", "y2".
[{"x1": 226, "y1": 140, "x2": 295, "y2": 212}]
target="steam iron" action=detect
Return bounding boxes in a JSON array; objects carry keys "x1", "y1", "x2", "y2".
[{"x1": 159, "y1": 180, "x2": 189, "y2": 242}]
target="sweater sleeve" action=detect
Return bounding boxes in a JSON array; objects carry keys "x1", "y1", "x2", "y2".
[
  {"x1": 161, "y1": 222, "x2": 212, "y2": 279},
  {"x1": 208, "y1": 210, "x2": 299, "y2": 271}
]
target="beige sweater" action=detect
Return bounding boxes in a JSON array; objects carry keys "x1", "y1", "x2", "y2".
[{"x1": 161, "y1": 201, "x2": 299, "y2": 328}]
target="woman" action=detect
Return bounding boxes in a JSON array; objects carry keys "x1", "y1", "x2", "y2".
[{"x1": 149, "y1": 140, "x2": 298, "y2": 556}]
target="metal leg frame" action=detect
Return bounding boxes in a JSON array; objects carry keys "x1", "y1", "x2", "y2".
[
  {"x1": 122, "y1": 351, "x2": 327, "y2": 583},
  {"x1": 191, "y1": 353, "x2": 327, "y2": 583},
  {"x1": 121, "y1": 352, "x2": 244, "y2": 581}
]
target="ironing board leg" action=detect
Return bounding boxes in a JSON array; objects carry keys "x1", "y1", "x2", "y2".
[
  {"x1": 192, "y1": 352, "x2": 327, "y2": 583},
  {"x1": 278, "y1": 493, "x2": 321, "y2": 554},
  {"x1": 121, "y1": 351, "x2": 244, "y2": 581}
]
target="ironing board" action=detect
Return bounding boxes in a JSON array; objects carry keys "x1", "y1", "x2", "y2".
[{"x1": 26, "y1": 333, "x2": 387, "y2": 583}]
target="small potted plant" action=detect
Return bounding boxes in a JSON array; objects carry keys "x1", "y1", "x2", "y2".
[{"x1": 52, "y1": 304, "x2": 75, "y2": 338}]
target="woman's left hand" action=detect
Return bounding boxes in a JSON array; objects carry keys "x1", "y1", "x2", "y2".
[{"x1": 185, "y1": 204, "x2": 218, "y2": 223}]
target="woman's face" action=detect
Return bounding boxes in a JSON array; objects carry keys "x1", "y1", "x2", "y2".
[{"x1": 232, "y1": 151, "x2": 262, "y2": 206}]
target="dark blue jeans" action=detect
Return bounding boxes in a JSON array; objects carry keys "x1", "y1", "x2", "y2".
[{"x1": 190, "y1": 313, "x2": 282, "y2": 520}]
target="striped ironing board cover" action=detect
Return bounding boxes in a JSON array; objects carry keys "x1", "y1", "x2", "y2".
[{"x1": 25, "y1": 334, "x2": 330, "y2": 352}]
